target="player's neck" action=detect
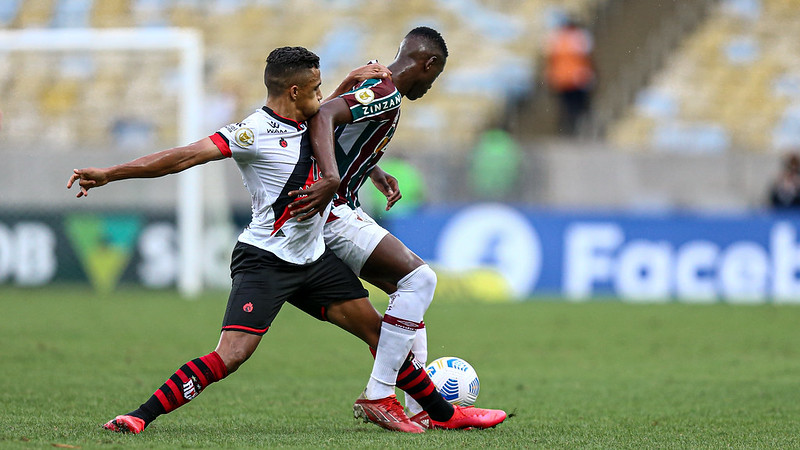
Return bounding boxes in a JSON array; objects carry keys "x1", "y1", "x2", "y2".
[
  {"x1": 387, "y1": 60, "x2": 412, "y2": 97},
  {"x1": 265, "y1": 98, "x2": 304, "y2": 122}
]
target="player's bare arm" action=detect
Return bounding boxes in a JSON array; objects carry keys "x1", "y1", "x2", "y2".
[
  {"x1": 368, "y1": 166, "x2": 402, "y2": 211},
  {"x1": 324, "y1": 63, "x2": 391, "y2": 102},
  {"x1": 67, "y1": 137, "x2": 224, "y2": 198},
  {"x1": 289, "y1": 97, "x2": 354, "y2": 221}
]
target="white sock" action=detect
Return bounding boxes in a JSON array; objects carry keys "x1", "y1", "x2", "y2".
[
  {"x1": 405, "y1": 327, "x2": 428, "y2": 415},
  {"x1": 365, "y1": 323, "x2": 416, "y2": 399},
  {"x1": 365, "y1": 265, "x2": 437, "y2": 400}
]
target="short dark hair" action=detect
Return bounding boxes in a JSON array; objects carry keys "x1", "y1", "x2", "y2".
[
  {"x1": 263, "y1": 46, "x2": 320, "y2": 94},
  {"x1": 406, "y1": 26, "x2": 448, "y2": 59}
]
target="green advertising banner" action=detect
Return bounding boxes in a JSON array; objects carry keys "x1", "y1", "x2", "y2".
[{"x1": 0, "y1": 210, "x2": 239, "y2": 292}]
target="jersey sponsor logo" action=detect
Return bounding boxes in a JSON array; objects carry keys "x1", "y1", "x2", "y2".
[
  {"x1": 235, "y1": 127, "x2": 255, "y2": 147},
  {"x1": 355, "y1": 87, "x2": 375, "y2": 105},
  {"x1": 263, "y1": 120, "x2": 287, "y2": 134},
  {"x1": 358, "y1": 94, "x2": 400, "y2": 116},
  {"x1": 243, "y1": 302, "x2": 254, "y2": 313},
  {"x1": 264, "y1": 129, "x2": 287, "y2": 134},
  {"x1": 279, "y1": 138, "x2": 288, "y2": 148}
]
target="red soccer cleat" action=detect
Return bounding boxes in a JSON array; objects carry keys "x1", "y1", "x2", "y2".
[
  {"x1": 102, "y1": 415, "x2": 145, "y2": 434},
  {"x1": 410, "y1": 405, "x2": 507, "y2": 430},
  {"x1": 353, "y1": 392, "x2": 425, "y2": 433}
]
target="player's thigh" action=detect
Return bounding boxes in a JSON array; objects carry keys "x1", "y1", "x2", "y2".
[
  {"x1": 287, "y1": 247, "x2": 369, "y2": 322},
  {"x1": 323, "y1": 205, "x2": 389, "y2": 276},
  {"x1": 221, "y1": 243, "x2": 297, "y2": 336},
  {"x1": 360, "y1": 233, "x2": 425, "y2": 286}
]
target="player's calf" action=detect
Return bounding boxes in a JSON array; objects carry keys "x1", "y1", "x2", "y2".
[
  {"x1": 395, "y1": 352, "x2": 454, "y2": 422},
  {"x1": 102, "y1": 351, "x2": 229, "y2": 433}
]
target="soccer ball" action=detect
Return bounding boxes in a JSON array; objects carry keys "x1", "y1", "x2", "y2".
[{"x1": 425, "y1": 356, "x2": 480, "y2": 406}]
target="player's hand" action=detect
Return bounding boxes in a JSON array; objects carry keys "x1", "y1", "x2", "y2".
[
  {"x1": 369, "y1": 167, "x2": 401, "y2": 211},
  {"x1": 325, "y1": 63, "x2": 392, "y2": 102},
  {"x1": 349, "y1": 62, "x2": 391, "y2": 83},
  {"x1": 338, "y1": 63, "x2": 391, "y2": 95},
  {"x1": 288, "y1": 176, "x2": 339, "y2": 222},
  {"x1": 67, "y1": 168, "x2": 109, "y2": 198}
]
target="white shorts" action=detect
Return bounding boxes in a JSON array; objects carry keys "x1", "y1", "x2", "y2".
[{"x1": 323, "y1": 204, "x2": 389, "y2": 275}]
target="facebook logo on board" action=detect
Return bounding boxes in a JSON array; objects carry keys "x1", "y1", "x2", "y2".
[{"x1": 385, "y1": 204, "x2": 800, "y2": 303}]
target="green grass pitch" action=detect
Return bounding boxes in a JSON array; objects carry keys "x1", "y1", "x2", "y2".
[{"x1": 2, "y1": 286, "x2": 800, "y2": 448}]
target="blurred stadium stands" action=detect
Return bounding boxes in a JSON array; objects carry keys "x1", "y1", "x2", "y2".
[
  {"x1": 609, "y1": 0, "x2": 800, "y2": 154},
  {"x1": 0, "y1": 0, "x2": 599, "y2": 152},
  {"x1": 0, "y1": 0, "x2": 797, "y2": 210}
]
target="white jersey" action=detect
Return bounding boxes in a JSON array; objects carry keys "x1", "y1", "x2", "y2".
[{"x1": 210, "y1": 106, "x2": 328, "y2": 265}]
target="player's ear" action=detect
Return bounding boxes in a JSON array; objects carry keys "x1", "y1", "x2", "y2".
[
  {"x1": 424, "y1": 55, "x2": 438, "y2": 71},
  {"x1": 289, "y1": 85, "x2": 299, "y2": 101}
]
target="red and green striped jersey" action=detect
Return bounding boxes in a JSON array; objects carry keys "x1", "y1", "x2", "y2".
[{"x1": 333, "y1": 77, "x2": 402, "y2": 209}]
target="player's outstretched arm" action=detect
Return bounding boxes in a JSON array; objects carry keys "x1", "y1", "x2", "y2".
[
  {"x1": 369, "y1": 166, "x2": 402, "y2": 211},
  {"x1": 323, "y1": 63, "x2": 391, "y2": 102},
  {"x1": 289, "y1": 98, "x2": 354, "y2": 221},
  {"x1": 67, "y1": 137, "x2": 224, "y2": 198}
]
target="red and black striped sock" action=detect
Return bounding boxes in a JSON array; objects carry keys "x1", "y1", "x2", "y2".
[
  {"x1": 129, "y1": 351, "x2": 228, "y2": 426},
  {"x1": 395, "y1": 352, "x2": 454, "y2": 422}
]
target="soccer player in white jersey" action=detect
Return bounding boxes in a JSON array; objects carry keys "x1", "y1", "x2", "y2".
[
  {"x1": 67, "y1": 47, "x2": 444, "y2": 434},
  {"x1": 290, "y1": 27, "x2": 507, "y2": 430}
]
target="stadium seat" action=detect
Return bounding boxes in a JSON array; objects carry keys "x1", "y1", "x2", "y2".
[
  {"x1": 609, "y1": 0, "x2": 800, "y2": 153},
  {"x1": 0, "y1": 0, "x2": 599, "y2": 155},
  {"x1": 0, "y1": 0, "x2": 21, "y2": 26},
  {"x1": 51, "y1": 0, "x2": 94, "y2": 28}
]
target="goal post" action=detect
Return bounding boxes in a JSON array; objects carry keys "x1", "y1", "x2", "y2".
[{"x1": 0, "y1": 28, "x2": 205, "y2": 297}]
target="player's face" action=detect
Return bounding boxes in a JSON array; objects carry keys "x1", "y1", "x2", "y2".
[
  {"x1": 295, "y1": 68, "x2": 323, "y2": 121},
  {"x1": 406, "y1": 63, "x2": 444, "y2": 101}
]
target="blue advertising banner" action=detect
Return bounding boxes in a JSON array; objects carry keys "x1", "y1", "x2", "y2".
[
  {"x1": 384, "y1": 203, "x2": 800, "y2": 303},
  {"x1": 6, "y1": 205, "x2": 800, "y2": 303}
]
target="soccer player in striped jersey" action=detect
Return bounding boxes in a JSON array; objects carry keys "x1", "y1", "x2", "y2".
[
  {"x1": 68, "y1": 47, "x2": 446, "y2": 434},
  {"x1": 292, "y1": 27, "x2": 507, "y2": 430}
]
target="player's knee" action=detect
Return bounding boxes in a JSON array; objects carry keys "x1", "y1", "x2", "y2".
[
  {"x1": 408, "y1": 264, "x2": 437, "y2": 291},
  {"x1": 217, "y1": 344, "x2": 254, "y2": 373},
  {"x1": 398, "y1": 264, "x2": 437, "y2": 308},
  {"x1": 361, "y1": 321, "x2": 382, "y2": 349},
  {"x1": 222, "y1": 350, "x2": 250, "y2": 373}
]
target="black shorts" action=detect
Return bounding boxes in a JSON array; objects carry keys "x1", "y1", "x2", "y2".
[{"x1": 221, "y1": 242, "x2": 368, "y2": 335}]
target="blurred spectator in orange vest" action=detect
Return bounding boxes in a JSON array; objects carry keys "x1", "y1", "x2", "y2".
[{"x1": 545, "y1": 17, "x2": 595, "y2": 136}]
